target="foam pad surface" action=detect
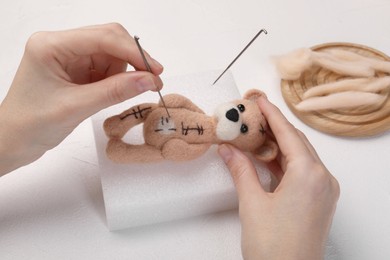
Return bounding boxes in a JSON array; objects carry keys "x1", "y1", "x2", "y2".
[{"x1": 92, "y1": 71, "x2": 275, "y2": 230}]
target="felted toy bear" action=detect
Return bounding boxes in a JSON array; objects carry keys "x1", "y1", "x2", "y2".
[{"x1": 103, "y1": 89, "x2": 278, "y2": 163}]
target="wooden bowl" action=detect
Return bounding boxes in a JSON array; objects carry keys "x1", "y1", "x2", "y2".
[{"x1": 281, "y1": 42, "x2": 390, "y2": 137}]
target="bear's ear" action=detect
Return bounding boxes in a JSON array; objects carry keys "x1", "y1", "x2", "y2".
[
  {"x1": 252, "y1": 139, "x2": 278, "y2": 162},
  {"x1": 243, "y1": 89, "x2": 267, "y2": 102}
]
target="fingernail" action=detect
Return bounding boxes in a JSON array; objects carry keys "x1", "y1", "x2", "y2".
[
  {"x1": 151, "y1": 57, "x2": 163, "y2": 71},
  {"x1": 257, "y1": 95, "x2": 269, "y2": 106},
  {"x1": 218, "y1": 144, "x2": 233, "y2": 163},
  {"x1": 136, "y1": 76, "x2": 156, "y2": 92},
  {"x1": 259, "y1": 95, "x2": 268, "y2": 101},
  {"x1": 155, "y1": 76, "x2": 164, "y2": 91}
]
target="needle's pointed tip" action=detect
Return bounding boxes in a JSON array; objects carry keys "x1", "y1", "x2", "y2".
[{"x1": 212, "y1": 74, "x2": 224, "y2": 86}]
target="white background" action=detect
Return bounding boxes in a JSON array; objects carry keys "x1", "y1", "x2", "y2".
[{"x1": 1, "y1": 0, "x2": 390, "y2": 259}]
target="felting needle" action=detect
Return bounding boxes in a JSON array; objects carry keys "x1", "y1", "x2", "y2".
[
  {"x1": 212, "y1": 29, "x2": 268, "y2": 85},
  {"x1": 134, "y1": 35, "x2": 171, "y2": 118}
]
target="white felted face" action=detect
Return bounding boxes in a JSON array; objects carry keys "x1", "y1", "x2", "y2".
[{"x1": 214, "y1": 102, "x2": 242, "y2": 141}]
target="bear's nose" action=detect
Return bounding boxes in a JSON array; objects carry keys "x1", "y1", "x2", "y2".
[{"x1": 225, "y1": 108, "x2": 239, "y2": 122}]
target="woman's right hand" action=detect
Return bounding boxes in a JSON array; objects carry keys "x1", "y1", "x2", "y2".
[{"x1": 0, "y1": 23, "x2": 163, "y2": 175}]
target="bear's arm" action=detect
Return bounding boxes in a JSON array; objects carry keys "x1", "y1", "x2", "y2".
[
  {"x1": 159, "y1": 94, "x2": 204, "y2": 114},
  {"x1": 104, "y1": 103, "x2": 158, "y2": 138}
]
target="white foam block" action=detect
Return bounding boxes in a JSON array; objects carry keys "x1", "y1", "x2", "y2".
[{"x1": 91, "y1": 70, "x2": 275, "y2": 231}]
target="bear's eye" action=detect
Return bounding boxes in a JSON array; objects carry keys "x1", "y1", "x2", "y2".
[
  {"x1": 237, "y1": 104, "x2": 245, "y2": 112},
  {"x1": 240, "y1": 124, "x2": 248, "y2": 133}
]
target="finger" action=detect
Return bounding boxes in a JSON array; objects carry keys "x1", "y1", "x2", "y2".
[
  {"x1": 71, "y1": 71, "x2": 163, "y2": 118},
  {"x1": 218, "y1": 144, "x2": 266, "y2": 203},
  {"x1": 266, "y1": 159, "x2": 284, "y2": 183},
  {"x1": 89, "y1": 58, "x2": 128, "y2": 83},
  {"x1": 257, "y1": 96, "x2": 309, "y2": 158},
  {"x1": 296, "y1": 129, "x2": 322, "y2": 162},
  {"x1": 105, "y1": 59, "x2": 128, "y2": 78},
  {"x1": 66, "y1": 55, "x2": 128, "y2": 84},
  {"x1": 90, "y1": 54, "x2": 128, "y2": 77},
  {"x1": 51, "y1": 23, "x2": 164, "y2": 75}
]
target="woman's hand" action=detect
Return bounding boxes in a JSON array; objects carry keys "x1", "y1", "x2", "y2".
[
  {"x1": 0, "y1": 23, "x2": 163, "y2": 175},
  {"x1": 218, "y1": 96, "x2": 340, "y2": 260}
]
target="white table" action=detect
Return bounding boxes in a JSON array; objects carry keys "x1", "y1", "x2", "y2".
[{"x1": 1, "y1": 0, "x2": 389, "y2": 259}]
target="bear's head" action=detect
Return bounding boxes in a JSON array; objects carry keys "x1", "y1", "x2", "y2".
[{"x1": 214, "y1": 89, "x2": 278, "y2": 162}]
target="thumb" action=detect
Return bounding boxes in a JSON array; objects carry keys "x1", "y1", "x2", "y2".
[
  {"x1": 218, "y1": 144, "x2": 266, "y2": 203},
  {"x1": 75, "y1": 71, "x2": 163, "y2": 117}
]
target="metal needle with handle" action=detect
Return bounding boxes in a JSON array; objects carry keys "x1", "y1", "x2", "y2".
[
  {"x1": 134, "y1": 36, "x2": 171, "y2": 118},
  {"x1": 212, "y1": 29, "x2": 268, "y2": 85}
]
